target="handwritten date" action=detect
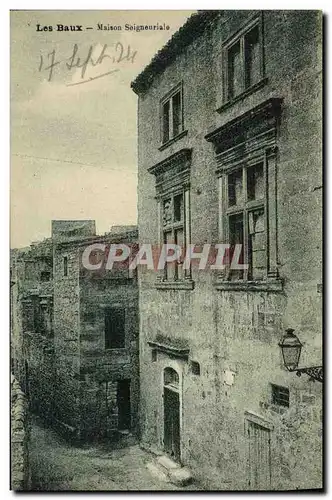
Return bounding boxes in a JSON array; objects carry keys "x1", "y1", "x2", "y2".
[{"x1": 39, "y1": 42, "x2": 137, "y2": 85}]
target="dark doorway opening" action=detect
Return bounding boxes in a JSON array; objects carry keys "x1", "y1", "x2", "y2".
[
  {"x1": 164, "y1": 387, "x2": 180, "y2": 462},
  {"x1": 117, "y1": 379, "x2": 131, "y2": 431},
  {"x1": 163, "y1": 366, "x2": 181, "y2": 463}
]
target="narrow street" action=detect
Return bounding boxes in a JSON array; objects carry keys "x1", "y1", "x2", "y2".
[{"x1": 29, "y1": 418, "x2": 200, "y2": 491}]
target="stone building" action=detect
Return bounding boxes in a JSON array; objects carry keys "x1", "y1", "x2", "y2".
[
  {"x1": 131, "y1": 11, "x2": 323, "y2": 490},
  {"x1": 52, "y1": 221, "x2": 140, "y2": 441},
  {"x1": 11, "y1": 220, "x2": 140, "y2": 442},
  {"x1": 10, "y1": 241, "x2": 52, "y2": 490},
  {"x1": 11, "y1": 239, "x2": 54, "y2": 419}
]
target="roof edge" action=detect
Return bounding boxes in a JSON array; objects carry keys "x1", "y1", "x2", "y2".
[{"x1": 131, "y1": 10, "x2": 221, "y2": 96}]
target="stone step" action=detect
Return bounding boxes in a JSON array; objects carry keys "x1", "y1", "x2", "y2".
[
  {"x1": 168, "y1": 466, "x2": 192, "y2": 487},
  {"x1": 157, "y1": 454, "x2": 181, "y2": 471},
  {"x1": 146, "y1": 455, "x2": 193, "y2": 487},
  {"x1": 146, "y1": 461, "x2": 169, "y2": 483}
]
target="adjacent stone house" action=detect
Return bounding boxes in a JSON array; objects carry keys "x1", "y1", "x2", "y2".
[
  {"x1": 11, "y1": 220, "x2": 140, "y2": 442},
  {"x1": 52, "y1": 221, "x2": 140, "y2": 440},
  {"x1": 131, "y1": 11, "x2": 322, "y2": 490}
]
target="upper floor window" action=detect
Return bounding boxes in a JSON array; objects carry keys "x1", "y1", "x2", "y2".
[
  {"x1": 63, "y1": 256, "x2": 68, "y2": 277},
  {"x1": 162, "y1": 192, "x2": 185, "y2": 281},
  {"x1": 22, "y1": 296, "x2": 45, "y2": 334},
  {"x1": 40, "y1": 271, "x2": 51, "y2": 282},
  {"x1": 226, "y1": 161, "x2": 266, "y2": 281},
  {"x1": 148, "y1": 148, "x2": 193, "y2": 289},
  {"x1": 161, "y1": 84, "x2": 184, "y2": 145},
  {"x1": 206, "y1": 98, "x2": 283, "y2": 289},
  {"x1": 105, "y1": 307, "x2": 126, "y2": 349},
  {"x1": 224, "y1": 18, "x2": 263, "y2": 102}
]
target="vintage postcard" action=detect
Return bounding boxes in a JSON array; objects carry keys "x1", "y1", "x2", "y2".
[{"x1": 10, "y1": 10, "x2": 323, "y2": 492}]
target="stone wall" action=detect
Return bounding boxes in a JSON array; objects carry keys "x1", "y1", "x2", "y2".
[
  {"x1": 53, "y1": 243, "x2": 81, "y2": 434},
  {"x1": 11, "y1": 375, "x2": 30, "y2": 491},
  {"x1": 79, "y1": 275, "x2": 139, "y2": 439},
  {"x1": 11, "y1": 257, "x2": 28, "y2": 389},
  {"x1": 27, "y1": 333, "x2": 55, "y2": 423},
  {"x1": 136, "y1": 10, "x2": 322, "y2": 490}
]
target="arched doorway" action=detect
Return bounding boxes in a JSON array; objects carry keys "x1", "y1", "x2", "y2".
[{"x1": 163, "y1": 367, "x2": 180, "y2": 462}]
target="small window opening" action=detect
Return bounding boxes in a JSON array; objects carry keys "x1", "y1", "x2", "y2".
[
  {"x1": 271, "y1": 384, "x2": 289, "y2": 407},
  {"x1": 191, "y1": 361, "x2": 201, "y2": 376}
]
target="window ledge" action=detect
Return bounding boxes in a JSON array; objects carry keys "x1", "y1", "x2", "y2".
[
  {"x1": 154, "y1": 279, "x2": 195, "y2": 290},
  {"x1": 214, "y1": 278, "x2": 283, "y2": 292},
  {"x1": 158, "y1": 130, "x2": 188, "y2": 152},
  {"x1": 216, "y1": 78, "x2": 268, "y2": 114}
]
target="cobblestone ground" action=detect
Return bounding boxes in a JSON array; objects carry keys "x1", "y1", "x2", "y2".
[{"x1": 29, "y1": 419, "x2": 201, "y2": 491}]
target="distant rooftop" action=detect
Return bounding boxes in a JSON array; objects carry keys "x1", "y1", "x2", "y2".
[
  {"x1": 11, "y1": 221, "x2": 138, "y2": 254},
  {"x1": 131, "y1": 10, "x2": 220, "y2": 95},
  {"x1": 107, "y1": 225, "x2": 138, "y2": 235},
  {"x1": 55, "y1": 224, "x2": 138, "y2": 248},
  {"x1": 51, "y1": 220, "x2": 96, "y2": 242}
]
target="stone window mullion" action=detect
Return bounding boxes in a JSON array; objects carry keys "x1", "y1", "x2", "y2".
[
  {"x1": 240, "y1": 36, "x2": 246, "y2": 94},
  {"x1": 266, "y1": 148, "x2": 278, "y2": 278},
  {"x1": 169, "y1": 98, "x2": 174, "y2": 139},
  {"x1": 184, "y1": 188, "x2": 191, "y2": 279}
]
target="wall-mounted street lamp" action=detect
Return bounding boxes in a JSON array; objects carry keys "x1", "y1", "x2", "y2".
[{"x1": 278, "y1": 328, "x2": 323, "y2": 383}]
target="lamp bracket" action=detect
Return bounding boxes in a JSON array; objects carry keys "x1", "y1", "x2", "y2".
[{"x1": 290, "y1": 366, "x2": 323, "y2": 383}]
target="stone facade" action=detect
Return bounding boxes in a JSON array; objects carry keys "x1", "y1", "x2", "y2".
[{"x1": 132, "y1": 11, "x2": 322, "y2": 490}]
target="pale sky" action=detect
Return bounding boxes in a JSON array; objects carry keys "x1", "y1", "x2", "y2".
[{"x1": 10, "y1": 10, "x2": 195, "y2": 248}]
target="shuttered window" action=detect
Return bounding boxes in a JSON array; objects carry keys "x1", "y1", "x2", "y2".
[{"x1": 271, "y1": 384, "x2": 289, "y2": 407}]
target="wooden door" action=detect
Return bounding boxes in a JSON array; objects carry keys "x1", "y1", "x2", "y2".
[
  {"x1": 164, "y1": 387, "x2": 180, "y2": 462},
  {"x1": 247, "y1": 421, "x2": 271, "y2": 490}
]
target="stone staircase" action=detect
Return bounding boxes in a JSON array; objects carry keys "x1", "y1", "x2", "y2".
[{"x1": 146, "y1": 454, "x2": 193, "y2": 487}]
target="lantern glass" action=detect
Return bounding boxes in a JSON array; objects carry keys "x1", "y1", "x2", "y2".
[{"x1": 279, "y1": 329, "x2": 302, "y2": 371}]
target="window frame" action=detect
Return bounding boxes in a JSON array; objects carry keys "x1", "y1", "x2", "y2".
[
  {"x1": 148, "y1": 148, "x2": 194, "y2": 290},
  {"x1": 223, "y1": 15, "x2": 265, "y2": 105},
  {"x1": 63, "y1": 256, "x2": 68, "y2": 277},
  {"x1": 159, "y1": 188, "x2": 192, "y2": 283},
  {"x1": 161, "y1": 189, "x2": 186, "y2": 282},
  {"x1": 224, "y1": 157, "x2": 267, "y2": 281},
  {"x1": 271, "y1": 384, "x2": 290, "y2": 408},
  {"x1": 207, "y1": 98, "x2": 283, "y2": 291},
  {"x1": 159, "y1": 82, "x2": 185, "y2": 147}
]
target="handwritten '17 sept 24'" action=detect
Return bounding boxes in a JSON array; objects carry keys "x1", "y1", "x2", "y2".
[{"x1": 39, "y1": 42, "x2": 137, "y2": 85}]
